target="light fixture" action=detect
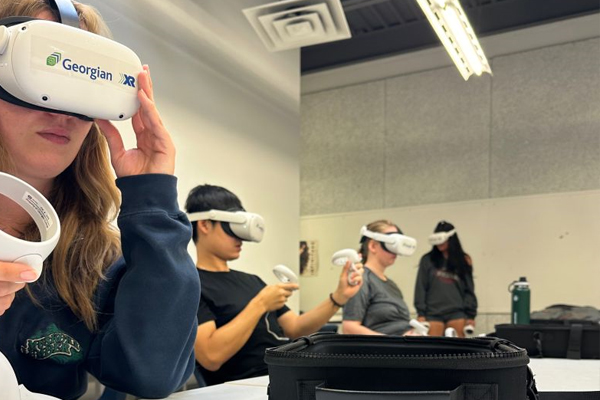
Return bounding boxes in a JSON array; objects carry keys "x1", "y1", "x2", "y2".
[
  {"x1": 243, "y1": 0, "x2": 351, "y2": 52},
  {"x1": 416, "y1": 0, "x2": 492, "y2": 80}
]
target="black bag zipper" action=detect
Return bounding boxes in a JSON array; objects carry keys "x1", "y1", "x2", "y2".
[{"x1": 265, "y1": 333, "x2": 529, "y2": 369}]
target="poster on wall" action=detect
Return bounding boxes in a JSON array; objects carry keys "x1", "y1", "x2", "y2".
[{"x1": 300, "y1": 240, "x2": 318, "y2": 277}]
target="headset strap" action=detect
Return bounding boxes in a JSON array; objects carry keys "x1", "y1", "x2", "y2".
[{"x1": 49, "y1": 0, "x2": 80, "y2": 28}]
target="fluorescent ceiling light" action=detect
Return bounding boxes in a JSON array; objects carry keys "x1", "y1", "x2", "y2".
[{"x1": 416, "y1": 0, "x2": 492, "y2": 80}]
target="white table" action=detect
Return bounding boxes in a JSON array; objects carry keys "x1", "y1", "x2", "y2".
[{"x1": 152, "y1": 359, "x2": 600, "y2": 399}]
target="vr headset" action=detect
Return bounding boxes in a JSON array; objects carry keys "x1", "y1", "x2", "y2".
[
  {"x1": 0, "y1": 0, "x2": 143, "y2": 121},
  {"x1": 0, "y1": 172, "x2": 60, "y2": 282},
  {"x1": 428, "y1": 229, "x2": 456, "y2": 246},
  {"x1": 360, "y1": 225, "x2": 417, "y2": 257},
  {"x1": 187, "y1": 209, "x2": 265, "y2": 243}
]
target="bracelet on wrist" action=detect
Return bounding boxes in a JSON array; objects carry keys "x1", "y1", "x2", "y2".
[{"x1": 329, "y1": 292, "x2": 344, "y2": 308}]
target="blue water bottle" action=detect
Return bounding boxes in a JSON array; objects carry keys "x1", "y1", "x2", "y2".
[{"x1": 509, "y1": 277, "x2": 530, "y2": 324}]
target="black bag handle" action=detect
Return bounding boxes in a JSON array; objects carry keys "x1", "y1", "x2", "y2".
[
  {"x1": 314, "y1": 383, "x2": 498, "y2": 400},
  {"x1": 566, "y1": 323, "x2": 584, "y2": 360}
]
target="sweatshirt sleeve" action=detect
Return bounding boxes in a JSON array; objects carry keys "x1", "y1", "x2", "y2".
[
  {"x1": 87, "y1": 174, "x2": 200, "y2": 398},
  {"x1": 463, "y1": 269, "x2": 478, "y2": 319},
  {"x1": 414, "y1": 256, "x2": 430, "y2": 317}
]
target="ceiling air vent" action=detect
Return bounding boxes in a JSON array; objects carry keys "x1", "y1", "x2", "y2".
[{"x1": 243, "y1": 0, "x2": 351, "y2": 52}]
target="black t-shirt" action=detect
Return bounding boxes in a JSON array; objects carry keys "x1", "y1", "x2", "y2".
[{"x1": 196, "y1": 269, "x2": 290, "y2": 385}]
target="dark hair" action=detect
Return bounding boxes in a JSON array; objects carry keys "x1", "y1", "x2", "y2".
[
  {"x1": 184, "y1": 184, "x2": 244, "y2": 243},
  {"x1": 430, "y1": 221, "x2": 472, "y2": 278}
]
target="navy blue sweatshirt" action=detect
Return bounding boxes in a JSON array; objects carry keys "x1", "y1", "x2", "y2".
[{"x1": 0, "y1": 174, "x2": 200, "y2": 400}]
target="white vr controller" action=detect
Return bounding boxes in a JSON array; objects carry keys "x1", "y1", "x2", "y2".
[
  {"x1": 0, "y1": 18, "x2": 143, "y2": 120},
  {"x1": 1, "y1": 350, "x2": 60, "y2": 400},
  {"x1": 428, "y1": 229, "x2": 456, "y2": 246},
  {"x1": 464, "y1": 324, "x2": 475, "y2": 337},
  {"x1": 187, "y1": 209, "x2": 265, "y2": 243},
  {"x1": 331, "y1": 248, "x2": 361, "y2": 286},
  {"x1": 409, "y1": 320, "x2": 474, "y2": 337},
  {"x1": 0, "y1": 172, "x2": 60, "y2": 281},
  {"x1": 409, "y1": 319, "x2": 430, "y2": 336},
  {"x1": 445, "y1": 327, "x2": 458, "y2": 338},
  {"x1": 360, "y1": 226, "x2": 417, "y2": 257},
  {"x1": 272, "y1": 264, "x2": 298, "y2": 290}
]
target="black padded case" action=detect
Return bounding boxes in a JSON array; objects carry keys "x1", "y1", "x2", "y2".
[
  {"x1": 265, "y1": 333, "x2": 534, "y2": 400},
  {"x1": 494, "y1": 322, "x2": 600, "y2": 359}
]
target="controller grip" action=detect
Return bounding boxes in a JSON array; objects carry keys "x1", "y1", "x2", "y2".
[
  {"x1": 464, "y1": 324, "x2": 475, "y2": 336},
  {"x1": 409, "y1": 319, "x2": 429, "y2": 335},
  {"x1": 272, "y1": 264, "x2": 299, "y2": 286},
  {"x1": 331, "y1": 249, "x2": 361, "y2": 286}
]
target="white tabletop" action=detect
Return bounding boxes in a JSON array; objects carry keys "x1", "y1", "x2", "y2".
[
  {"x1": 151, "y1": 359, "x2": 600, "y2": 400},
  {"x1": 528, "y1": 358, "x2": 600, "y2": 391}
]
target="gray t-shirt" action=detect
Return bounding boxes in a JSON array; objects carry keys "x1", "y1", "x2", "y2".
[{"x1": 343, "y1": 267, "x2": 411, "y2": 335}]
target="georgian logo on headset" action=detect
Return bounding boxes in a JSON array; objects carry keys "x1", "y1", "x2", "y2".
[
  {"x1": 360, "y1": 226, "x2": 417, "y2": 256},
  {"x1": 187, "y1": 209, "x2": 266, "y2": 243},
  {"x1": 0, "y1": 0, "x2": 143, "y2": 121},
  {"x1": 428, "y1": 229, "x2": 456, "y2": 246}
]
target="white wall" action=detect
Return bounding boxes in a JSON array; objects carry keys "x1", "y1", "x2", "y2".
[
  {"x1": 86, "y1": 0, "x2": 302, "y2": 310},
  {"x1": 300, "y1": 190, "x2": 600, "y2": 314}
]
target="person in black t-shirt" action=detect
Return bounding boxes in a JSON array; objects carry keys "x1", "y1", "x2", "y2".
[{"x1": 184, "y1": 185, "x2": 364, "y2": 386}]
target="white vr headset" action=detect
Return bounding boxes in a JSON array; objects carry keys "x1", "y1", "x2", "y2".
[
  {"x1": 428, "y1": 229, "x2": 456, "y2": 246},
  {"x1": 0, "y1": 0, "x2": 143, "y2": 121},
  {"x1": 187, "y1": 209, "x2": 265, "y2": 243},
  {"x1": 0, "y1": 172, "x2": 60, "y2": 281},
  {"x1": 360, "y1": 226, "x2": 417, "y2": 257}
]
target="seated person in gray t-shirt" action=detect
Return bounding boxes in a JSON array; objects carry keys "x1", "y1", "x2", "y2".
[{"x1": 342, "y1": 220, "x2": 415, "y2": 336}]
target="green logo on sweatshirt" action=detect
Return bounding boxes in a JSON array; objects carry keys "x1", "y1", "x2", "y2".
[{"x1": 21, "y1": 324, "x2": 83, "y2": 364}]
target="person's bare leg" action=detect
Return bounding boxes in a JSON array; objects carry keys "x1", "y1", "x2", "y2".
[
  {"x1": 428, "y1": 321, "x2": 445, "y2": 336},
  {"x1": 446, "y1": 318, "x2": 467, "y2": 338}
]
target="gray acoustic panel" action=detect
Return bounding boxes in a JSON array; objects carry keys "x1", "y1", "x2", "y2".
[
  {"x1": 301, "y1": 81, "x2": 385, "y2": 215},
  {"x1": 491, "y1": 38, "x2": 600, "y2": 198},
  {"x1": 384, "y1": 67, "x2": 492, "y2": 208}
]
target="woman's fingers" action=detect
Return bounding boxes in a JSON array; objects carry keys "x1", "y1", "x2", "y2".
[{"x1": 0, "y1": 261, "x2": 31, "y2": 315}]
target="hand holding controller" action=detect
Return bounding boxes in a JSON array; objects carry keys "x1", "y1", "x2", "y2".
[
  {"x1": 331, "y1": 249, "x2": 362, "y2": 286},
  {"x1": 0, "y1": 172, "x2": 61, "y2": 282},
  {"x1": 272, "y1": 264, "x2": 298, "y2": 289},
  {"x1": 409, "y1": 319, "x2": 429, "y2": 336}
]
